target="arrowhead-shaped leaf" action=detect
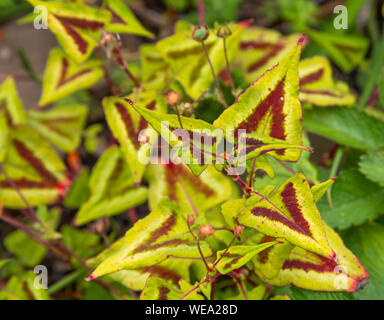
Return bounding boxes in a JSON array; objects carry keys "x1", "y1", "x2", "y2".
[
  {"x1": 75, "y1": 146, "x2": 148, "y2": 225},
  {"x1": 214, "y1": 41, "x2": 304, "y2": 162},
  {"x1": 298, "y1": 56, "x2": 355, "y2": 106},
  {"x1": 28, "y1": 0, "x2": 111, "y2": 63},
  {"x1": 39, "y1": 48, "x2": 103, "y2": 106},
  {"x1": 215, "y1": 242, "x2": 276, "y2": 274},
  {"x1": 237, "y1": 27, "x2": 302, "y2": 84},
  {"x1": 0, "y1": 77, "x2": 26, "y2": 125},
  {"x1": 27, "y1": 104, "x2": 88, "y2": 152},
  {"x1": 264, "y1": 223, "x2": 368, "y2": 292},
  {"x1": 0, "y1": 125, "x2": 68, "y2": 209},
  {"x1": 103, "y1": 0, "x2": 154, "y2": 38},
  {"x1": 147, "y1": 163, "x2": 232, "y2": 217},
  {"x1": 140, "y1": 276, "x2": 204, "y2": 300},
  {"x1": 129, "y1": 100, "x2": 225, "y2": 175},
  {"x1": 103, "y1": 94, "x2": 166, "y2": 183},
  {"x1": 89, "y1": 199, "x2": 212, "y2": 279},
  {"x1": 238, "y1": 173, "x2": 335, "y2": 258}
]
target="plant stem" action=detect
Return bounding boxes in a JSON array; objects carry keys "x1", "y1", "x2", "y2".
[
  {"x1": 0, "y1": 162, "x2": 45, "y2": 228},
  {"x1": 222, "y1": 37, "x2": 236, "y2": 94},
  {"x1": 236, "y1": 279, "x2": 248, "y2": 300},
  {"x1": 248, "y1": 157, "x2": 257, "y2": 189},
  {"x1": 48, "y1": 269, "x2": 85, "y2": 295},
  {"x1": 201, "y1": 42, "x2": 228, "y2": 108},
  {"x1": 197, "y1": 0, "x2": 205, "y2": 26},
  {"x1": 213, "y1": 234, "x2": 236, "y2": 268},
  {"x1": 327, "y1": 146, "x2": 344, "y2": 208},
  {"x1": 187, "y1": 223, "x2": 210, "y2": 271},
  {"x1": 174, "y1": 104, "x2": 184, "y2": 129}
]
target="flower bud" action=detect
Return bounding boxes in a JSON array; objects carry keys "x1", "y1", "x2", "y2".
[
  {"x1": 166, "y1": 91, "x2": 181, "y2": 106},
  {"x1": 216, "y1": 24, "x2": 232, "y2": 38},
  {"x1": 138, "y1": 132, "x2": 150, "y2": 145},
  {"x1": 234, "y1": 225, "x2": 244, "y2": 236},
  {"x1": 199, "y1": 224, "x2": 214, "y2": 238},
  {"x1": 187, "y1": 215, "x2": 195, "y2": 226},
  {"x1": 192, "y1": 25, "x2": 209, "y2": 42}
]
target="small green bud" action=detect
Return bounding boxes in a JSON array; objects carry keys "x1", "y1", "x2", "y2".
[{"x1": 192, "y1": 25, "x2": 209, "y2": 42}]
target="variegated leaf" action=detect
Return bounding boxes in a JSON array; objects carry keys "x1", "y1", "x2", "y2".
[
  {"x1": 214, "y1": 40, "x2": 304, "y2": 162},
  {"x1": 0, "y1": 77, "x2": 26, "y2": 125},
  {"x1": 244, "y1": 132, "x2": 311, "y2": 161},
  {"x1": 28, "y1": 0, "x2": 111, "y2": 63},
  {"x1": 27, "y1": 104, "x2": 88, "y2": 152},
  {"x1": 129, "y1": 100, "x2": 225, "y2": 176},
  {"x1": 156, "y1": 21, "x2": 246, "y2": 99},
  {"x1": 140, "y1": 44, "x2": 171, "y2": 91},
  {"x1": 298, "y1": 56, "x2": 355, "y2": 106},
  {"x1": 238, "y1": 173, "x2": 335, "y2": 258},
  {"x1": 39, "y1": 48, "x2": 103, "y2": 106},
  {"x1": 215, "y1": 242, "x2": 276, "y2": 274},
  {"x1": 147, "y1": 163, "x2": 233, "y2": 217},
  {"x1": 88, "y1": 199, "x2": 212, "y2": 279},
  {"x1": 264, "y1": 223, "x2": 369, "y2": 292},
  {"x1": 0, "y1": 125, "x2": 69, "y2": 209},
  {"x1": 252, "y1": 235, "x2": 294, "y2": 280},
  {"x1": 103, "y1": 0, "x2": 154, "y2": 38},
  {"x1": 236, "y1": 27, "x2": 302, "y2": 84},
  {"x1": 75, "y1": 146, "x2": 147, "y2": 225},
  {"x1": 140, "y1": 277, "x2": 204, "y2": 300},
  {"x1": 104, "y1": 259, "x2": 191, "y2": 292},
  {"x1": 103, "y1": 93, "x2": 166, "y2": 183}
]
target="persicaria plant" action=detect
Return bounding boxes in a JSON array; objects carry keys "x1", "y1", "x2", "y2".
[{"x1": 1, "y1": 0, "x2": 383, "y2": 301}]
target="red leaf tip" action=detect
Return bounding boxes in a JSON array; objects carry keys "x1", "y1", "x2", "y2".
[
  {"x1": 124, "y1": 98, "x2": 133, "y2": 105},
  {"x1": 297, "y1": 35, "x2": 307, "y2": 46},
  {"x1": 86, "y1": 275, "x2": 95, "y2": 282},
  {"x1": 239, "y1": 19, "x2": 254, "y2": 28}
]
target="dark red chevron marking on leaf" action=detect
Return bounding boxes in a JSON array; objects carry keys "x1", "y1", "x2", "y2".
[
  {"x1": 224, "y1": 255, "x2": 242, "y2": 270},
  {"x1": 164, "y1": 163, "x2": 215, "y2": 201},
  {"x1": 240, "y1": 42, "x2": 284, "y2": 73},
  {"x1": 333, "y1": 43, "x2": 362, "y2": 62},
  {"x1": 167, "y1": 42, "x2": 214, "y2": 60},
  {"x1": 56, "y1": 16, "x2": 88, "y2": 54},
  {"x1": 55, "y1": 16, "x2": 105, "y2": 30},
  {"x1": 236, "y1": 80, "x2": 286, "y2": 143},
  {"x1": 134, "y1": 239, "x2": 191, "y2": 254},
  {"x1": 300, "y1": 89, "x2": 341, "y2": 97},
  {"x1": 240, "y1": 41, "x2": 277, "y2": 50},
  {"x1": 116, "y1": 101, "x2": 155, "y2": 149},
  {"x1": 281, "y1": 182, "x2": 311, "y2": 236},
  {"x1": 133, "y1": 212, "x2": 177, "y2": 253},
  {"x1": 140, "y1": 266, "x2": 181, "y2": 285},
  {"x1": 40, "y1": 117, "x2": 77, "y2": 139},
  {"x1": 158, "y1": 286, "x2": 170, "y2": 300},
  {"x1": 299, "y1": 69, "x2": 324, "y2": 87},
  {"x1": 58, "y1": 58, "x2": 92, "y2": 87},
  {"x1": 115, "y1": 102, "x2": 140, "y2": 148},
  {"x1": 258, "y1": 235, "x2": 276, "y2": 263},
  {"x1": 108, "y1": 8, "x2": 125, "y2": 24},
  {"x1": 146, "y1": 212, "x2": 177, "y2": 244},
  {"x1": 13, "y1": 140, "x2": 58, "y2": 185},
  {"x1": 109, "y1": 158, "x2": 124, "y2": 182},
  {"x1": 0, "y1": 179, "x2": 51, "y2": 189},
  {"x1": 251, "y1": 207, "x2": 308, "y2": 236},
  {"x1": 282, "y1": 254, "x2": 337, "y2": 273}
]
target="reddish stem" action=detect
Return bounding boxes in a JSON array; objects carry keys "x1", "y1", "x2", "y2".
[{"x1": 197, "y1": 0, "x2": 205, "y2": 26}]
